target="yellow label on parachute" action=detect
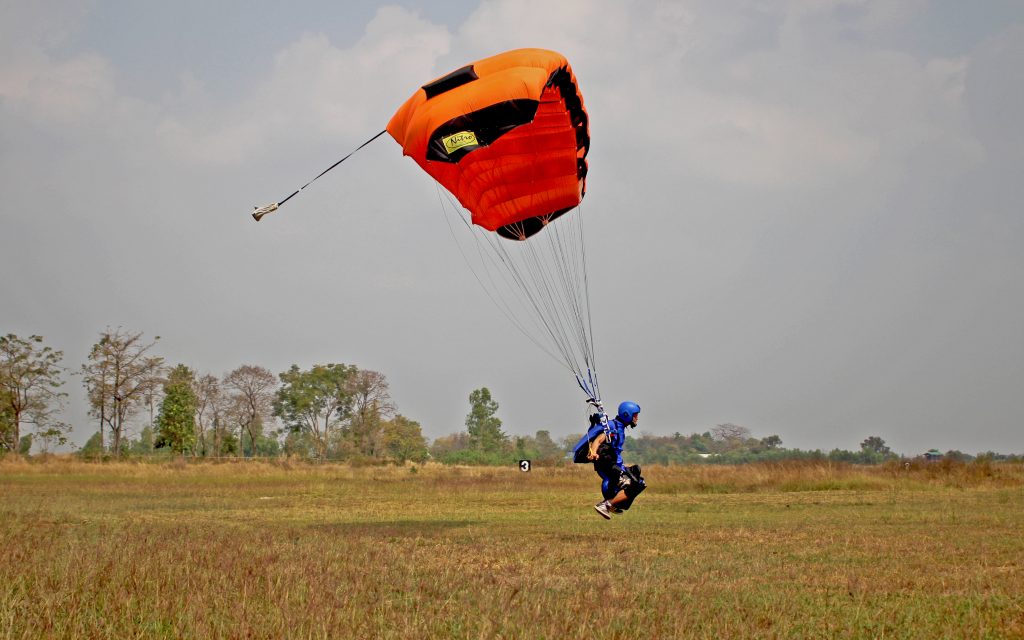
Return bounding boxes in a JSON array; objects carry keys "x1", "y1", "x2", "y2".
[{"x1": 442, "y1": 131, "x2": 479, "y2": 154}]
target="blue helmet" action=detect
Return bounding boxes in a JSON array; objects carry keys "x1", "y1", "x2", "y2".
[{"x1": 617, "y1": 401, "x2": 641, "y2": 425}]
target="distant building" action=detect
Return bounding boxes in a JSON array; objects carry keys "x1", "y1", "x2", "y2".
[{"x1": 924, "y1": 449, "x2": 943, "y2": 461}]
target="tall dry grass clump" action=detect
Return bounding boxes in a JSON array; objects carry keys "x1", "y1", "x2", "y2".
[{"x1": 652, "y1": 458, "x2": 1024, "y2": 494}]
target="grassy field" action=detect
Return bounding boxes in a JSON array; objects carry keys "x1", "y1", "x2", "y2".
[{"x1": 2, "y1": 458, "x2": 1022, "y2": 639}]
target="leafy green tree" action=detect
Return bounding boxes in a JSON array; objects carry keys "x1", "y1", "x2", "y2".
[
  {"x1": 128, "y1": 426, "x2": 155, "y2": 455},
  {"x1": 252, "y1": 432, "x2": 281, "y2": 457},
  {"x1": 232, "y1": 415, "x2": 282, "y2": 457},
  {"x1": 219, "y1": 430, "x2": 240, "y2": 456},
  {"x1": 860, "y1": 436, "x2": 890, "y2": 455},
  {"x1": 561, "y1": 433, "x2": 583, "y2": 456},
  {"x1": 273, "y1": 364, "x2": 356, "y2": 460},
  {"x1": 465, "y1": 387, "x2": 506, "y2": 453},
  {"x1": 80, "y1": 431, "x2": 104, "y2": 457},
  {"x1": 509, "y1": 430, "x2": 565, "y2": 465},
  {"x1": 944, "y1": 449, "x2": 972, "y2": 463},
  {"x1": 0, "y1": 388, "x2": 15, "y2": 451},
  {"x1": 34, "y1": 424, "x2": 71, "y2": 453},
  {"x1": 694, "y1": 432, "x2": 714, "y2": 453},
  {"x1": 155, "y1": 365, "x2": 198, "y2": 455},
  {"x1": 531, "y1": 430, "x2": 564, "y2": 463},
  {"x1": 213, "y1": 396, "x2": 246, "y2": 457},
  {"x1": 382, "y1": 414, "x2": 429, "y2": 463},
  {"x1": 280, "y1": 429, "x2": 314, "y2": 458},
  {"x1": 0, "y1": 334, "x2": 67, "y2": 453}
]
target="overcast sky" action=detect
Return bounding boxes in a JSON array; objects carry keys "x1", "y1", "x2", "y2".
[{"x1": 3, "y1": 0, "x2": 1022, "y2": 455}]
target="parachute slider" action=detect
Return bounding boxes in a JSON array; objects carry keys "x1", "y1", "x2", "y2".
[{"x1": 252, "y1": 202, "x2": 279, "y2": 222}]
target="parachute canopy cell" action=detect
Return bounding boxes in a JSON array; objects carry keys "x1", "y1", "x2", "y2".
[{"x1": 387, "y1": 48, "x2": 590, "y2": 240}]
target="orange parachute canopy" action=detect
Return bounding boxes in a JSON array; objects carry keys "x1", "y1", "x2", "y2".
[{"x1": 387, "y1": 48, "x2": 589, "y2": 240}]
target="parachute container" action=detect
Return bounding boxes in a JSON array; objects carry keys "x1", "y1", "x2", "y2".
[{"x1": 387, "y1": 48, "x2": 590, "y2": 240}]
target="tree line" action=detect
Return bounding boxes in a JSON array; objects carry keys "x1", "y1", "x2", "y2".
[
  {"x1": 4, "y1": 331, "x2": 1021, "y2": 464},
  {"x1": 428, "y1": 387, "x2": 569, "y2": 465},
  {"x1": 0, "y1": 330, "x2": 578, "y2": 465},
  {"x1": 623, "y1": 427, "x2": 1023, "y2": 465},
  {"x1": 1, "y1": 329, "x2": 429, "y2": 462}
]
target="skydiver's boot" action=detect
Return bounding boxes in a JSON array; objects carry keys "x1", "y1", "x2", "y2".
[{"x1": 594, "y1": 500, "x2": 613, "y2": 519}]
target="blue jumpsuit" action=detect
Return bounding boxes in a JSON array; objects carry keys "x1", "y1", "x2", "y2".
[{"x1": 572, "y1": 417, "x2": 629, "y2": 500}]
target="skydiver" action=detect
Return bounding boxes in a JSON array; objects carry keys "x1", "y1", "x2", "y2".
[{"x1": 572, "y1": 401, "x2": 646, "y2": 519}]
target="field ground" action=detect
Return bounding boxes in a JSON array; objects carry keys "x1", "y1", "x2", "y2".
[{"x1": 2, "y1": 458, "x2": 1023, "y2": 639}]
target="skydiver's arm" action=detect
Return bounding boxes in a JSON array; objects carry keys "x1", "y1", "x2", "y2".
[{"x1": 587, "y1": 433, "x2": 606, "y2": 461}]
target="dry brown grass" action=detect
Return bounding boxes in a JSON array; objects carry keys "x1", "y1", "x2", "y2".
[{"x1": 2, "y1": 457, "x2": 1022, "y2": 638}]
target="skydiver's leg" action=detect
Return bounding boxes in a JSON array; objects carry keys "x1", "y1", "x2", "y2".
[
  {"x1": 595, "y1": 464, "x2": 620, "y2": 500},
  {"x1": 616, "y1": 490, "x2": 639, "y2": 511},
  {"x1": 615, "y1": 465, "x2": 647, "y2": 511},
  {"x1": 593, "y1": 463, "x2": 628, "y2": 517},
  {"x1": 595, "y1": 489, "x2": 629, "y2": 518}
]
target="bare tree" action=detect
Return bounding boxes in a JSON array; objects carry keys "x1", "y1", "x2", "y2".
[
  {"x1": 345, "y1": 369, "x2": 394, "y2": 457},
  {"x1": 711, "y1": 423, "x2": 752, "y2": 451},
  {"x1": 80, "y1": 329, "x2": 164, "y2": 456},
  {"x1": 221, "y1": 393, "x2": 245, "y2": 455},
  {"x1": 210, "y1": 391, "x2": 236, "y2": 457},
  {"x1": 223, "y1": 365, "x2": 277, "y2": 457},
  {"x1": 0, "y1": 334, "x2": 67, "y2": 453},
  {"x1": 81, "y1": 338, "x2": 112, "y2": 451},
  {"x1": 193, "y1": 374, "x2": 222, "y2": 457},
  {"x1": 142, "y1": 384, "x2": 163, "y2": 441}
]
